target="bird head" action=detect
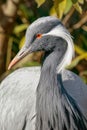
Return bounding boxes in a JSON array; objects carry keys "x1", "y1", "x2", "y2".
[{"x1": 8, "y1": 16, "x2": 74, "y2": 70}]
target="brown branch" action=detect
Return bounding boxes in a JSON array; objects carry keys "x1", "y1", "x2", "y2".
[
  {"x1": 62, "y1": 7, "x2": 75, "y2": 26},
  {"x1": 72, "y1": 12, "x2": 87, "y2": 29},
  {"x1": 82, "y1": 25, "x2": 87, "y2": 31},
  {"x1": 0, "y1": 0, "x2": 21, "y2": 76},
  {"x1": 0, "y1": 0, "x2": 21, "y2": 33}
]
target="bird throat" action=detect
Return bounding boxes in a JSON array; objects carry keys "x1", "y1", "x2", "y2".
[{"x1": 35, "y1": 51, "x2": 87, "y2": 130}]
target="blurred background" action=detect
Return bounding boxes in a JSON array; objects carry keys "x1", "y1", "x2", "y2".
[{"x1": 0, "y1": 0, "x2": 87, "y2": 83}]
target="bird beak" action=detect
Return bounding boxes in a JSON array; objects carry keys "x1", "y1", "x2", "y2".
[{"x1": 8, "y1": 45, "x2": 31, "y2": 70}]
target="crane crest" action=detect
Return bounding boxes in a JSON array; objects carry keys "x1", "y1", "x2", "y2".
[{"x1": 46, "y1": 24, "x2": 74, "y2": 72}]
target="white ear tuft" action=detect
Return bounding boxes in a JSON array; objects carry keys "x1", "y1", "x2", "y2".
[{"x1": 46, "y1": 24, "x2": 74, "y2": 72}]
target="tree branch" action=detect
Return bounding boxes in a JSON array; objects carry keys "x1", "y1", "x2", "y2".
[
  {"x1": 62, "y1": 7, "x2": 75, "y2": 26},
  {"x1": 72, "y1": 12, "x2": 87, "y2": 29},
  {"x1": 0, "y1": 0, "x2": 21, "y2": 76}
]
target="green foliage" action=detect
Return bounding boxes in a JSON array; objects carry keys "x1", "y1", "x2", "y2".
[
  {"x1": 78, "y1": 0, "x2": 84, "y2": 4},
  {"x1": 64, "y1": 0, "x2": 72, "y2": 14},
  {"x1": 74, "y1": 44, "x2": 86, "y2": 55},
  {"x1": 19, "y1": 36, "x2": 25, "y2": 49},
  {"x1": 35, "y1": 0, "x2": 83, "y2": 18},
  {"x1": 73, "y1": 2, "x2": 82, "y2": 14},
  {"x1": 68, "y1": 53, "x2": 87, "y2": 69},
  {"x1": 35, "y1": 0, "x2": 46, "y2": 7},
  {"x1": 13, "y1": 24, "x2": 28, "y2": 34},
  {"x1": 54, "y1": 0, "x2": 67, "y2": 19}
]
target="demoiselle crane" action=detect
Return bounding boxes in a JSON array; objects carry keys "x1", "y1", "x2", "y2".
[{"x1": 0, "y1": 16, "x2": 87, "y2": 130}]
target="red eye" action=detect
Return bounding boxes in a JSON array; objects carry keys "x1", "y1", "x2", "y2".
[{"x1": 36, "y1": 34, "x2": 42, "y2": 39}]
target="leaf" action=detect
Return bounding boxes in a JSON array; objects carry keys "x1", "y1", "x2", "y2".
[
  {"x1": 81, "y1": 35, "x2": 87, "y2": 48},
  {"x1": 19, "y1": 36, "x2": 25, "y2": 49},
  {"x1": 71, "y1": 0, "x2": 78, "y2": 4},
  {"x1": 73, "y1": 2, "x2": 82, "y2": 14},
  {"x1": 54, "y1": 0, "x2": 66, "y2": 19},
  {"x1": 74, "y1": 44, "x2": 86, "y2": 55},
  {"x1": 68, "y1": 53, "x2": 87, "y2": 69},
  {"x1": 13, "y1": 24, "x2": 29, "y2": 34},
  {"x1": 50, "y1": 6, "x2": 57, "y2": 16},
  {"x1": 64, "y1": 0, "x2": 72, "y2": 14},
  {"x1": 82, "y1": 25, "x2": 87, "y2": 31},
  {"x1": 35, "y1": 0, "x2": 46, "y2": 7},
  {"x1": 20, "y1": 4, "x2": 34, "y2": 19},
  {"x1": 78, "y1": 0, "x2": 84, "y2": 4}
]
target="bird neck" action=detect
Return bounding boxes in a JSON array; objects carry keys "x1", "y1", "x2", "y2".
[
  {"x1": 41, "y1": 49, "x2": 63, "y2": 77},
  {"x1": 40, "y1": 50, "x2": 63, "y2": 93},
  {"x1": 36, "y1": 50, "x2": 87, "y2": 130},
  {"x1": 36, "y1": 50, "x2": 63, "y2": 130}
]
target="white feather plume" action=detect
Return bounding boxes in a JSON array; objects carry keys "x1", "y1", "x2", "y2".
[{"x1": 45, "y1": 24, "x2": 74, "y2": 72}]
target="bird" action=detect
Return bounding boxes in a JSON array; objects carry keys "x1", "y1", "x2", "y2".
[{"x1": 0, "y1": 16, "x2": 87, "y2": 130}]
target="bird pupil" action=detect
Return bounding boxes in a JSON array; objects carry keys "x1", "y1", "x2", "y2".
[{"x1": 36, "y1": 34, "x2": 42, "y2": 39}]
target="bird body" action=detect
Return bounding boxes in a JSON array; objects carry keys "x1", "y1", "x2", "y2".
[
  {"x1": 0, "y1": 67, "x2": 87, "y2": 130},
  {"x1": 0, "y1": 16, "x2": 87, "y2": 130}
]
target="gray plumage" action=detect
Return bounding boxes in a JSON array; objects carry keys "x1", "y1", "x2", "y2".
[{"x1": 0, "y1": 16, "x2": 87, "y2": 130}]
